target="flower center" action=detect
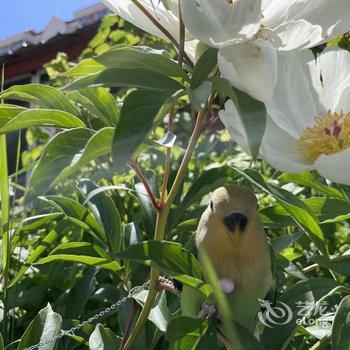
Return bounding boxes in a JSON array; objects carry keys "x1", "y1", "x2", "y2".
[{"x1": 299, "y1": 111, "x2": 350, "y2": 162}]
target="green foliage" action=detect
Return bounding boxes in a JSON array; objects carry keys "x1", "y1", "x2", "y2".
[
  {"x1": 1, "y1": 10, "x2": 349, "y2": 350},
  {"x1": 332, "y1": 295, "x2": 350, "y2": 349},
  {"x1": 18, "y1": 304, "x2": 62, "y2": 350}
]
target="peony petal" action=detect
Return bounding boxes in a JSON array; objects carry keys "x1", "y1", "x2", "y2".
[
  {"x1": 261, "y1": 116, "x2": 313, "y2": 173},
  {"x1": 335, "y1": 86, "x2": 350, "y2": 113},
  {"x1": 264, "y1": 20, "x2": 324, "y2": 51},
  {"x1": 262, "y1": 0, "x2": 308, "y2": 28},
  {"x1": 184, "y1": 40, "x2": 199, "y2": 63},
  {"x1": 218, "y1": 100, "x2": 251, "y2": 154},
  {"x1": 218, "y1": 39, "x2": 277, "y2": 103},
  {"x1": 102, "y1": 0, "x2": 182, "y2": 41},
  {"x1": 263, "y1": 0, "x2": 350, "y2": 50},
  {"x1": 266, "y1": 52, "x2": 317, "y2": 139},
  {"x1": 316, "y1": 47, "x2": 350, "y2": 112},
  {"x1": 180, "y1": 0, "x2": 262, "y2": 48},
  {"x1": 296, "y1": 49, "x2": 327, "y2": 115},
  {"x1": 292, "y1": 0, "x2": 350, "y2": 44},
  {"x1": 315, "y1": 148, "x2": 350, "y2": 186}
]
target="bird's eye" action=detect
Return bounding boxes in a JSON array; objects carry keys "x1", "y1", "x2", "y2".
[{"x1": 210, "y1": 200, "x2": 214, "y2": 212}]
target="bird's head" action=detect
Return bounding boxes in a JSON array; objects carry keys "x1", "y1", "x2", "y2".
[{"x1": 197, "y1": 186, "x2": 260, "y2": 249}]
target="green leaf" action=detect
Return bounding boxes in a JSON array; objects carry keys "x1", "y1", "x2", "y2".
[
  {"x1": 134, "y1": 169, "x2": 157, "y2": 227},
  {"x1": 67, "y1": 88, "x2": 119, "y2": 126},
  {"x1": 278, "y1": 171, "x2": 344, "y2": 199},
  {"x1": 304, "y1": 197, "x2": 350, "y2": 224},
  {"x1": 89, "y1": 324, "x2": 121, "y2": 350},
  {"x1": 0, "y1": 84, "x2": 79, "y2": 114},
  {"x1": 310, "y1": 255, "x2": 350, "y2": 277},
  {"x1": 80, "y1": 180, "x2": 123, "y2": 253},
  {"x1": 63, "y1": 58, "x2": 105, "y2": 76},
  {"x1": 332, "y1": 295, "x2": 350, "y2": 350},
  {"x1": 14, "y1": 213, "x2": 64, "y2": 234},
  {"x1": 0, "y1": 108, "x2": 85, "y2": 134},
  {"x1": 64, "y1": 68, "x2": 184, "y2": 91},
  {"x1": 57, "y1": 267, "x2": 97, "y2": 318},
  {"x1": 9, "y1": 220, "x2": 71, "y2": 288},
  {"x1": 235, "y1": 168, "x2": 328, "y2": 256},
  {"x1": 112, "y1": 89, "x2": 172, "y2": 171},
  {"x1": 271, "y1": 231, "x2": 304, "y2": 254},
  {"x1": 0, "y1": 333, "x2": 3, "y2": 350},
  {"x1": 133, "y1": 290, "x2": 171, "y2": 332},
  {"x1": 95, "y1": 45, "x2": 189, "y2": 81},
  {"x1": 0, "y1": 104, "x2": 26, "y2": 125},
  {"x1": 213, "y1": 77, "x2": 266, "y2": 159},
  {"x1": 35, "y1": 242, "x2": 122, "y2": 272},
  {"x1": 41, "y1": 196, "x2": 107, "y2": 244},
  {"x1": 175, "y1": 275, "x2": 213, "y2": 299},
  {"x1": 26, "y1": 128, "x2": 94, "y2": 199},
  {"x1": 261, "y1": 197, "x2": 350, "y2": 227},
  {"x1": 117, "y1": 240, "x2": 202, "y2": 279},
  {"x1": 188, "y1": 81, "x2": 212, "y2": 111},
  {"x1": 18, "y1": 303, "x2": 62, "y2": 350},
  {"x1": 261, "y1": 278, "x2": 340, "y2": 349},
  {"x1": 167, "y1": 316, "x2": 217, "y2": 349},
  {"x1": 191, "y1": 47, "x2": 218, "y2": 89},
  {"x1": 182, "y1": 165, "x2": 240, "y2": 208},
  {"x1": 51, "y1": 127, "x2": 114, "y2": 187}
]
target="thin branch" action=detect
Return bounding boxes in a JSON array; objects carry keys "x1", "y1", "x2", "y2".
[
  {"x1": 160, "y1": 107, "x2": 175, "y2": 203},
  {"x1": 165, "y1": 92, "x2": 217, "y2": 206},
  {"x1": 302, "y1": 254, "x2": 350, "y2": 274},
  {"x1": 217, "y1": 329, "x2": 231, "y2": 348},
  {"x1": 128, "y1": 159, "x2": 160, "y2": 211},
  {"x1": 123, "y1": 92, "x2": 216, "y2": 350},
  {"x1": 178, "y1": 3, "x2": 185, "y2": 67},
  {"x1": 119, "y1": 300, "x2": 138, "y2": 350}
]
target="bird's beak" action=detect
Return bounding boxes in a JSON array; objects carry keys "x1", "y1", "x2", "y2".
[{"x1": 223, "y1": 211, "x2": 247, "y2": 244}]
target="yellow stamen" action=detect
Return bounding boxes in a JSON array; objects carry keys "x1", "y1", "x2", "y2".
[{"x1": 299, "y1": 111, "x2": 350, "y2": 162}]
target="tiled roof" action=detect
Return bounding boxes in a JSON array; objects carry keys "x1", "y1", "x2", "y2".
[{"x1": 0, "y1": 3, "x2": 109, "y2": 57}]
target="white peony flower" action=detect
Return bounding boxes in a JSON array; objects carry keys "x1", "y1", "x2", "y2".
[
  {"x1": 180, "y1": 0, "x2": 350, "y2": 102},
  {"x1": 102, "y1": 0, "x2": 181, "y2": 41},
  {"x1": 102, "y1": 0, "x2": 199, "y2": 61},
  {"x1": 219, "y1": 48, "x2": 350, "y2": 185},
  {"x1": 180, "y1": 0, "x2": 262, "y2": 49}
]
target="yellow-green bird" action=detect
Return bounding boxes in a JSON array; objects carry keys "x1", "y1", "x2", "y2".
[{"x1": 195, "y1": 186, "x2": 276, "y2": 330}]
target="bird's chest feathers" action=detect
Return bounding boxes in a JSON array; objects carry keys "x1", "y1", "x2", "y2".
[
  {"x1": 201, "y1": 232, "x2": 272, "y2": 295},
  {"x1": 209, "y1": 252, "x2": 270, "y2": 292}
]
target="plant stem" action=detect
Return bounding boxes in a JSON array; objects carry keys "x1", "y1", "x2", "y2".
[
  {"x1": 123, "y1": 92, "x2": 216, "y2": 350},
  {"x1": 119, "y1": 300, "x2": 138, "y2": 350},
  {"x1": 0, "y1": 63, "x2": 10, "y2": 344},
  {"x1": 166, "y1": 92, "x2": 216, "y2": 206},
  {"x1": 160, "y1": 107, "x2": 174, "y2": 203},
  {"x1": 128, "y1": 159, "x2": 160, "y2": 211},
  {"x1": 178, "y1": 3, "x2": 185, "y2": 67},
  {"x1": 123, "y1": 211, "x2": 168, "y2": 350},
  {"x1": 302, "y1": 254, "x2": 350, "y2": 274}
]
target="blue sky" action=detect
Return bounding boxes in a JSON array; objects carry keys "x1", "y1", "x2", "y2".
[{"x1": 0, "y1": 0, "x2": 99, "y2": 41}]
